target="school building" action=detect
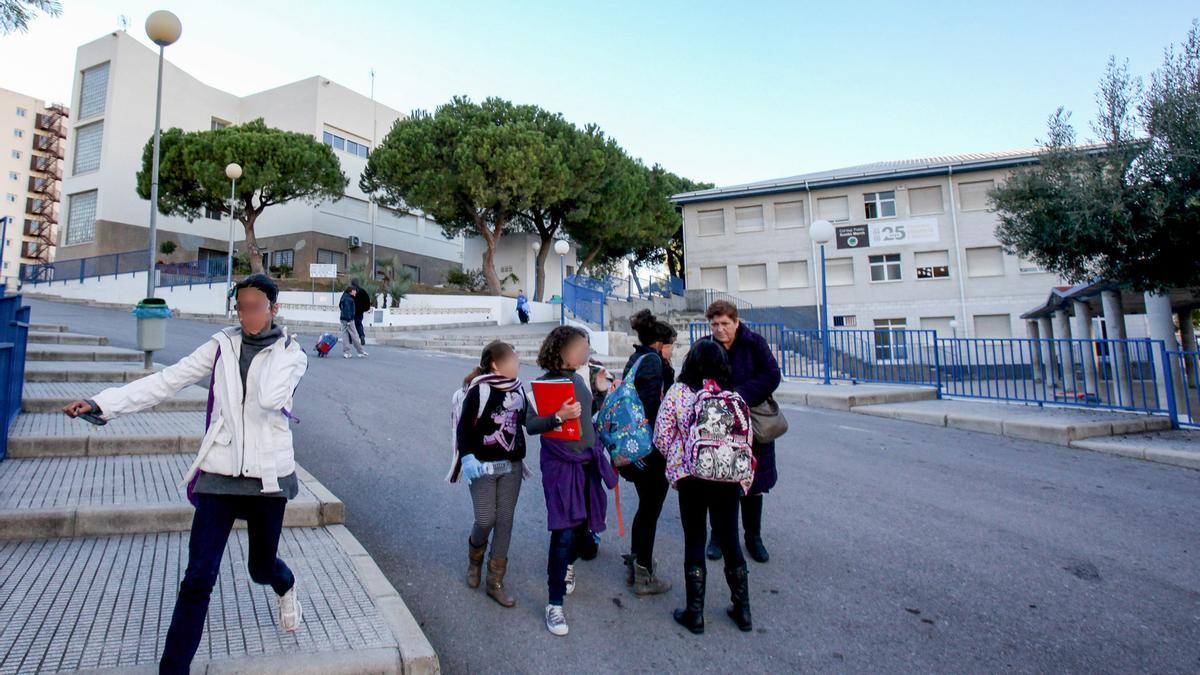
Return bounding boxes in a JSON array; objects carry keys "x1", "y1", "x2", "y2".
[
  {"x1": 51, "y1": 29, "x2": 463, "y2": 285},
  {"x1": 672, "y1": 149, "x2": 1071, "y2": 339}
]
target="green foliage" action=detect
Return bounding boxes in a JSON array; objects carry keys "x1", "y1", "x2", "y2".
[
  {"x1": 0, "y1": 0, "x2": 61, "y2": 34},
  {"x1": 447, "y1": 268, "x2": 487, "y2": 292},
  {"x1": 374, "y1": 257, "x2": 413, "y2": 305},
  {"x1": 137, "y1": 119, "x2": 347, "y2": 276},
  {"x1": 992, "y1": 21, "x2": 1200, "y2": 292},
  {"x1": 346, "y1": 261, "x2": 380, "y2": 300},
  {"x1": 158, "y1": 240, "x2": 177, "y2": 256}
]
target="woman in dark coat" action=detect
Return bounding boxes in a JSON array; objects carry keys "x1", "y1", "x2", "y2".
[{"x1": 700, "y1": 300, "x2": 781, "y2": 563}]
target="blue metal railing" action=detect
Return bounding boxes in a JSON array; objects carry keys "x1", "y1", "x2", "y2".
[
  {"x1": 157, "y1": 259, "x2": 228, "y2": 289},
  {"x1": 780, "y1": 328, "x2": 941, "y2": 387},
  {"x1": 689, "y1": 321, "x2": 786, "y2": 350},
  {"x1": 21, "y1": 250, "x2": 150, "y2": 285},
  {"x1": 1168, "y1": 350, "x2": 1200, "y2": 428},
  {"x1": 0, "y1": 292, "x2": 31, "y2": 461},
  {"x1": 563, "y1": 275, "x2": 606, "y2": 327},
  {"x1": 703, "y1": 289, "x2": 753, "y2": 312}
]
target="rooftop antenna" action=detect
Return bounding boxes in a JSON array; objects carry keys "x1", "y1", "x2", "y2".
[{"x1": 118, "y1": 15, "x2": 129, "y2": 31}]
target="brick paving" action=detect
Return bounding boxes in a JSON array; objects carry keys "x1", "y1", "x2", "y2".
[
  {"x1": 0, "y1": 528, "x2": 395, "y2": 673},
  {"x1": 9, "y1": 412, "x2": 204, "y2": 441},
  {"x1": 0, "y1": 455, "x2": 318, "y2": 511}
]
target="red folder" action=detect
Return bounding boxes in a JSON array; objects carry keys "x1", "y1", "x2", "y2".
[{"x1": 532, "y1": 379, "x2": 581, "y2": 441}]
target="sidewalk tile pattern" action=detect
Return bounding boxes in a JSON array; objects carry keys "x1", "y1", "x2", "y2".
[{"x1": 9, "y1": 412, "x2": 204, "y2": 440}]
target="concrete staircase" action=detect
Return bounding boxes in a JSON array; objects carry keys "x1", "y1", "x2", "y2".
[
  {"x1": 383, "y1": 322, "x2": 638, "y2": 371},
  {"x1": 1, "y1": 323, "x2": 438, "y2": 674}
]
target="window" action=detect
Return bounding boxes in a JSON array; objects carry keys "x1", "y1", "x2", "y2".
[
  {"x1": 908, "y1": 185, "x2": 944, "y2": 215},
  {"x1": 915, "y1": 250, "x2": 950, "y2": 279},
  {"x1": 874, "y1": 318, "x2": 908, "y2": 360},
  {"x1": 974, "y1": 314, "x2": 1012, "y2": 338},
  {"x1": 204, "y1": 206, "x2": 222, "y2": 220},
  {"x1": 379, "y1": 206, "x2": 419, "y2": 233},
  {"x1": 13, "y1": 129, "x2": 23, "y2": 139},
  {"x1": 816, "y1": 196, "x2": 849, "y2": 223},
  {"x1": 699, "y1": 266, "x2": 728, "y2": 292},
  {"x1": 10, "y1": 150, "x2": 20, "y2": 160},
  {"x1": 320, "y1": 196, "x2": 369, "y2": 222},
  {"x1": 738, "y1": 264, "x2": 767, "y2": 291},
  {"x1": 72, "y1": 121, "x2": 103, "y2": 174},
  {"x1": 316, "y1": 248, "x2": 346, "y2": 269},
  {"x1": 333, "y1": 136, "x2": 345, "y2": 151},
  {"x1": 825, "y1": 257, "x2": 854, "y2": 285},
  {"x1": 778, "y1": 260, "x2": 809, "y2": 288},
  {"x1": 210, "y1": 117, "x2": 230, "y2": 130},
  {"x1": 65, "y1": 190, "x2": 98, "y2": 245},
  {"x1": 869, "y1": 253, "x2": 902, "y2": 282},
  {"x1": 1018, "y1": 257, "x2": 1045, "y2": 274},
  {"x1": 774, "y1": 200, "x2": 805, "y2": 229},
  {"x1": 697, "y1": 209, "x2": 725, "y2": 236},
  {"x1": 734, "y1": 205, "x2": 764, "y2": 233},
  {"x1": 402, "y1": 264, "x2": 421, "y2": 283},
  {"x1": 15, "y1": 107, "x2": 26, "y2": 117},
  {"x1": 78, "y1": 62, "x2": 110, "y2": 119},
  {"x1": 863, "y1": 191, "x2": 896, "y2": 219},
  {"x1": 4, "y1": 194, "x2": 15, "y2": 203},
  {"x1": 833, "y1": 315, "x2": 857, "y2": 327},
  {"x1": 321, "y1": 129, "x2": 370, "y2": 157},
  {"x1": 322, "y1": 131, "x2": 334, "y2": 145},
  {"x1": 271, "y1": 249, "x2": 295, "y2": 268},
  {"x1": 7, "y1": 172, "x2": 17, "y2": 181},
  {"x1": 958, "y1": 179, "x2": 995, "y2": 212},
  {"x1": 965, "y1": 246, "x2": 1004, "y2": 277},
  {"x1": 920, "y1": 316, "x2": 954, "y2": 336}
]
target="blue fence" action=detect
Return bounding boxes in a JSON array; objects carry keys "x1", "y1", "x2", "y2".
[
  {"x1": 0, "y1": 292, "x2": 31, "y2": 461},
  {"x1": 780, "y1": 328, "x2": 941, "y2": 387},
  {"x1": 21, "y1": 250, "x2": 150, "y2": 285},
  {"x1": 157, "y1": 259, "x2": 229, "y2": 289},
  {"x1": 1168, "y1": 350, "x2": 1200, "y2": 428},
  {"x1": 703, "y1": 289, "x2": 753, "y2": 312},
  {"x1": 563, "y1": 275, "x2": 605, "y2": 327}
]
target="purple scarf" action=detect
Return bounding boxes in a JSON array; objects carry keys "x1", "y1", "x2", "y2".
[{"x1": 540, "y1": 435, "x2": 618, "y2": 533}]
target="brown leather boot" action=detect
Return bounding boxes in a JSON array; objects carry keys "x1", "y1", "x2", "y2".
[
  {"x1": 467, "y1": 539, "x2": 486, "y2": 589},
  {"x1": 486, "y1": 557, "x2": 516, "y2": 607}
]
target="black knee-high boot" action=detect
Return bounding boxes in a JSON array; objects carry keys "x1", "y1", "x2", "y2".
[
  {"x1": 725, "y1": 564, "x2": 752, "y2": 632},
  {"x1": 673, "y1": 564, "x2": 705, "y2": 634}
]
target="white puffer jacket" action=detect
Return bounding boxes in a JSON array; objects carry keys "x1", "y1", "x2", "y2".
[{"x1": 92, "y1": 327, "x2": 307, "y2": 493}]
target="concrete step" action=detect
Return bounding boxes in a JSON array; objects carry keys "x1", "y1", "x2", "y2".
[
  {"x1": 7, "y1": 411, "x2": 203, "y2": 458},
  {"x1": 28, "y1": 322, "x2": 68, "y2": 332},
  {"x1": 24, "y1": 361, "x2": 161, "y2": 382},
  {"x1": 399, "y1": 342, "x2": 630, "y2": 369},
  {"x1": 26, "y1": 330, "x2": 109, "y2": 345},
  {"x1": 0, "y1": 456, "x2": 344, "y2": 540},
  {"x1": 22, "y1": 382, "x2": 208, "y2": 413},
  {"x1": 25, "y1": 343, "x2": 144, "y2": 363},
  {"x1": 0, "y1": 525, "x2": 438, "y2": 673}
]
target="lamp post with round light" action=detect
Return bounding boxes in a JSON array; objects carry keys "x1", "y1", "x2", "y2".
[
  {"x1": 223, "y1": 162, "x2": 242, "y2": 318},
  {"x1": 554, "y1": 239, "x2": 569, "y2": 325},
  {"x1": 141, "y1": 9, "x2": 181, "y2": 368},
  {"x1": 810, "y1": 219, "x2": 835, "y2": 385}
]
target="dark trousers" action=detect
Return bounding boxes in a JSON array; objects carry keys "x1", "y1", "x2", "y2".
[
  {"x1": 679, "y1": 478, "x2": 745, "y2": 568},
  {"x1": 741, "y1": 493, "x2": 764, "y2": 538},
  {"x1": 159, "y1": 493, "x2": 294, "y2": 674},
  {"x1": 354, "y1": 315, "x2": 366, "y2": 343},
  {"x1": 622, "y1": 460, "x2": 670, "y2": 569},
  {"x1": 547, "y1": 523, "x2": 596, "y2": 605}
]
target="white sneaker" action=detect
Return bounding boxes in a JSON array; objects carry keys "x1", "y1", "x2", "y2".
[
  {"x1": 564, "y1": 564, "x2": 575, "y2": 595},
  {"x1": 545, "y1": 604, "x2": 568, "y2": 636},
  {"x1": 342, "y1": 353, "x2": 351, "y2": 359},
  {"x1": 280, "y1": 583, "x2": 302, "y2": 631},
  {"x1": 358, "y1": 352, "x2": 368, "y2": 358}
]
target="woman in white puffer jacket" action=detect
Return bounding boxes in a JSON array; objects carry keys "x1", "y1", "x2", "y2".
[{"x1": 63, "y1": 274, "x2": 307, "y2": 675}]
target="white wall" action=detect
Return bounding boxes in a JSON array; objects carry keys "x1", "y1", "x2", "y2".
[{"x1": 463, "y1": 232, "x2": 579, "y2": 298}]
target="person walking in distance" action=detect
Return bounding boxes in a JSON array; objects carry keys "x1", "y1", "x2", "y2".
[
  {"x1": 350, "y1": 278, "x2": 372, "y2": 344},
  {"x1": 62, "y1": 274, "x2": 307, "y2": 673},
  {"x1": 339, "y1": 286, "x2": 368, "y2": 359}
]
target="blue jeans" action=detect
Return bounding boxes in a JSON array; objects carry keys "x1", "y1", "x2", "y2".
[
  {"x1": 547, "y1": 523, "x2": 600, "y2": 605},
  {"x1": 159, "y1": 493, "x2": 294, "y2": 674}
]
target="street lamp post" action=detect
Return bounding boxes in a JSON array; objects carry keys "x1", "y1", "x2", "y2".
[
  {"x1": 810, "y1": 219, "x2": 835, "y2": 385},
  {"x1": 555, "y1": 239, "x2": 569, "y2": 326},
  {"x1": 142, "y1": 10, "x2": 181, "y2": 368},
  {"x1": 223, "y1": 162, "x2": 242, "y2": 319}
]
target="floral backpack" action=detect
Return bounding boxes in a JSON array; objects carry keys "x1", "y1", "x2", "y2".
[
  {"x1": 685, "y1": 379, "x2": 755, "y2": 486},
  {"x1": 598, "y1": 355, "x2": 654, "y2": 467}
]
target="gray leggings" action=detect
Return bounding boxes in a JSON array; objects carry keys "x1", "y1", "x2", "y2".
[{"x1": 468, "y1": 460, "x2": 523, "y2": 560}]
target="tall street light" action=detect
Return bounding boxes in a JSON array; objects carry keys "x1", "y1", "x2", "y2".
[
  {"x1": 223, "y1": 162, "x2": 242, "y2": 318},
  {"x1": 142, "y1": 9, "x2": 181, "y2": 369},
  {"x1": 555, "y1": 239, "x2": 569, "y2": 326},
  {"x1": 810, "y1": 219, "x2": 835, "y2": 385}
]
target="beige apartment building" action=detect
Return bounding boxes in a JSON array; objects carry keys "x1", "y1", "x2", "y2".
[
  {"x1": 0, "y1": 87, "x2": 67, "y2": 286},
  {"x1": 673, "y1": 149, "x2": 1067, "y2": 339}
]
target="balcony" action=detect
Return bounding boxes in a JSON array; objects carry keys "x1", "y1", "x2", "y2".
[
  {"x1": 34, "y1": 113, "x2": 66, "y2": 139},
  {"x1": 24, "y1": 199, "x2": 57, "y2": 224},
  {"x1": 29, "y1": 155, "x2": 62, "y2": 180},
  {"x1": 31, "y1": 134, "x2": 63, "y2": 159},
  {"x1": 27, "y1": 177, "x2": 60, "y2": 202}
]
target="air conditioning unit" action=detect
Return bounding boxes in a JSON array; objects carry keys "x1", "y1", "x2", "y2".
[{"x1": 347, "y1": 236, "x2": 361, "y2": 249}]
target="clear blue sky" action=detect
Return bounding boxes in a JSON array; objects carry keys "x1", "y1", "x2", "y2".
[{"x1": 1, "y1": 0, "x2": 1196, "y2": 186}]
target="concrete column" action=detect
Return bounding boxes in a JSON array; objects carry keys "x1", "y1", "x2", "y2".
[
  {"x1": 1145, "y1": 291, "x2": 1186, "y2": 411},
  {"x1": 1101, "y1": 290, "x2": 1132, "y2": 406},
  {"x1": 1053, "y1": 309, "x2": 1074, "y2": 391},
  {"x1": 1072, "y1": 300, "x2": 1098, "y2": 398},
  {"x1": 1027, "y1": 320, "x2": 1044, "y2": 382},
  {"x1": 1038, "y1": 316, "x2": 1056, "y2": 388},
  {"x1": 1177, "y1": 309, "x2": 1197, "y2": 387}
]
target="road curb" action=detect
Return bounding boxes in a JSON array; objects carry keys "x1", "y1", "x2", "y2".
[{"x1": 326, "y1": 524, "x2": 441, "y2": 674}]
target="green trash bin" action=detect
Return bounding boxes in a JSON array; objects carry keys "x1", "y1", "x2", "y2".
[{"x1": 132, "y1": 298, "x2": 171, "y2": 352}]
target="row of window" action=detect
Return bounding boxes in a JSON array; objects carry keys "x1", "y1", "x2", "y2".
[
  {"x1": 322, "y1": 130, "x2": 369, "y2": 158},
  {"x1": 699, "y1": 247, "x2": 1043, "y2": 292},
  {"x1": 696, "y1": 181, "x2": 996, "y2": 237},
  {"x1": 833, "y1": 314, "x2": 1016, "y2": 341}
]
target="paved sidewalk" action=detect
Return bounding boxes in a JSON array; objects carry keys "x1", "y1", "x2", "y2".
[
  {"x1": 21, "y1": 382, "x2": 207, "y2": 413},
  {"x1": 776, "y1": 380, "x2": 937, "y2": 410},
  {"x1": 1072, "y1": 429, "x2": 1200, "y2": 470}
]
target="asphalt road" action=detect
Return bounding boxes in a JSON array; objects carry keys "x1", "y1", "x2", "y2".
[{"x1": 23, "y1": 298, "x2": 1200, "y2": 674}]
